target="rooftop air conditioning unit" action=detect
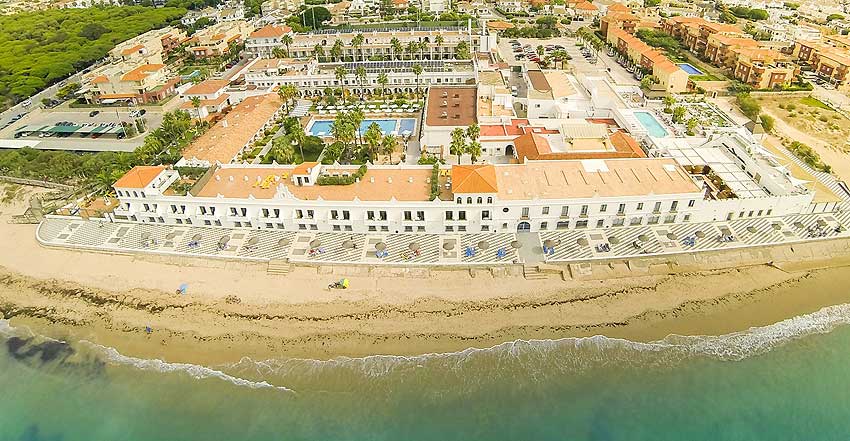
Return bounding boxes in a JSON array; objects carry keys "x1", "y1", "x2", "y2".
[
  {"x1": 441, "y1": 111, "x2": 448, "y2": 118},
  {"x1": 441, "y1": 100, "x2": 447, "y2": 107},
  {"x1": 442, "y1": 91, "x2": 448, "y2": 97}
]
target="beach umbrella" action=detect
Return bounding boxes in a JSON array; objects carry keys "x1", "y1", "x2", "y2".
[
  {"x1": 746, "y1": 226, "x2": 757, "y2": 234},
  {"x1": 375, "y1": 242, "x2": 387, "y2": 251},
  {"x1": 246, "y1": 236, "x2": 259, "y2": 246},
  {"x1": 342, "y1": 240, "x2": 355, "y2": 249},
  {"x1": 695, "y1": 230, "x2": 706, "y2": 238},
  {"x1": 310, "y1": 238, "x2": 321, "y2": 248},
  {"x1": 817, "y1": 219, "x2": 828, "y2": 227},
  {"x1": 609, "y1": 236, "x2": 620, "y2": 244},
  {"x1": 219, "y1": 235, "x2": 230, "y2": 245},
  {"x1": 793, "y1": 222, "x2": 805, "y2": 229},
  {"x1": 638, "y1": 234, "x2": 649, "y2": 242},
  {"x1": 510, "y1": 240, "x2": 522, "y2": 249},
  {"x1": 720, "y1": 227, "x2": 732, "y2": 236},
  {"x1": 443, "y1": 241, "x2": 455, "y2": 251},
  {"x1": 409, "y1": 242, "x2": 420, "y2": 251},
  {"x1": 666, "y1": 232, "x2": 677, "y2": 240},
  {"x1": 191, "y1": 233, "x2": 202, "y2": 241},
  {"x1": 477, "y1": 240, "x2": 490, "y2": 250},
  {"x1": 277, "y1": 238, "x2": 290, "y2": 247},
  {"x1": 141, "y1": 232, "x2": 151, "y2": 240},
  {"x1": 577, "y1": 238, "x2": 589, "y2": 246},
  {"x1": 771, "y1": 223, "x2": 782, "y2": 231},
  {"x1": 166, "y1": 232, "x2": 177, "y2": 239},
  {"x1": 543, "y1": 239, "x2": 555, "y2": 248}
]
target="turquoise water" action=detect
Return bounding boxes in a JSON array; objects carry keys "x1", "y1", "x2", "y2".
[
  {"x1": 307, "y1": 118, "x2": 416, "y2": 136},
  {"x1": 4, "y1": 303, "x2": 850, "y2": 440},
  {"x1": 678, "y1": 63, "x2": 704, "y2": 75},
  {"x1": 635, "y1": 111, "x2": 669, "y2": 138}
]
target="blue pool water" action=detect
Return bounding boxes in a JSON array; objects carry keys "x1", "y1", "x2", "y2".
[
  {"x1": 307, "y1": 118, "x2": 416, "y2": 136},
  {"x1": 634, "y1": 111, "x2": 669, "y2": 138},
  {"x1": 678, "y1": 63, "x2": 703, "y2": 75}
]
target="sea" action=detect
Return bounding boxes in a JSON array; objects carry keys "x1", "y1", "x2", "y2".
[{"x1": 3, "y1": 303, "x2": 850, "y2": 441}]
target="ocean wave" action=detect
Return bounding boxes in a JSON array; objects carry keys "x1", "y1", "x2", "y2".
[
  {"x1": 79, "y1": 341, "x2": 295, "y2": 393},
  {"x1": 225, "y1": 303, "x2": 850, "y2": 384}
]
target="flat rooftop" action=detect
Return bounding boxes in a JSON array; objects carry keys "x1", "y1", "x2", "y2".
[
  {"x1": 425, "y1": 86, "x2": 478, "y2": 127},
  {"x1": 494, "y1": 158, "x2": 701, "y2": 200},
  {"x1": 194, "y1": 166, "x2": 434, "y2": 201}
]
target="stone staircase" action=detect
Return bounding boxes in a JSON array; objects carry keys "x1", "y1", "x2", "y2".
[
  {"x1": 522, "y1": 265, "x2": 546, "y2": 280},
  {"x1": 267, "y1": 259, "x2": 290, "y2": 275}
]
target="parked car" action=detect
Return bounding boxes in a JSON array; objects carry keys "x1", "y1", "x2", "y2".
[{"x1": 89, "y1": 110, "x2": 100, "y2": 117}]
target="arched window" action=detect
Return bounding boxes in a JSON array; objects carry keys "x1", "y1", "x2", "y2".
[
  {"x1": 487, "y1": 197, "x2": 493, "y2": 204},
  {"x1": 477, "y1": 197, "x2": 483, "y2": 204},
  {"x1": 456, "y1": 197, "x2": 462, "y2": 204},
  {"x1": 467, "y1": 197, "x2": 472, "y2": 204}
]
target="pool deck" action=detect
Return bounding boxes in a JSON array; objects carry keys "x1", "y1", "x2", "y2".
[{"x1": 306, "y1": 118, "x2": 418, "y2": 137}]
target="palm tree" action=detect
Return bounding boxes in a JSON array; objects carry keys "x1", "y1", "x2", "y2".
[
  {"x1": 282, "y1": 34, "x2": 293, "y2": 57},
  {"x1": 536, "y1": 45, "x2": 545, "y2": 58},
  {"x1": 334, "y1": 66, "x2": 348, "y2": 101},
  {"x1": 278, "y1": 84, "x2": 298, "y2": 112},
  {"x1": 406, "y1": 41, "x2": 418, "y2": 60},
  {"x1": 331, "y1": 112, "x2": 356, "y2": 160},
  {"x1": 377, "y1": 72, "x2": 389, "y2": 102},
  {"x1": 349, "y1": 108, "x2": 365, "y2": 150},
  {"x1": 434, "y1": 34, "x2": 444, "y2": 60},
  {"x1": 190, "y1": 96, "x2": 202, "y2": 124},
  {"x1": 466, "y1": 140, "x2": 482, "y2": 163},
  {"x1": 380, "y1": 134, "x2": 396, "y2": 163},
  {"x1": 411, "y1": 63, "x2": 423, "y2": 97},
  {"x1": 331, "y1": 39, "x2": 344, "y2": 62},
  {"x1": 272, "y1": 47, "x2": 285, "y2": 59},
  {"x1": 450, "y1": 127, "x2": 466, "y2": 164},
  {"x1": 355, "y1": 66, "x2": 368, "y2": 100},
  {"x1": 290, "y1": 123, "x2": 305, "y2": 160},
  {"x1": 352, "y1": 33, "x2": 365, "y2": 61},
  {"x1": 466, "y1": 123, "x2": 479, "y2": 143},
  {"x1": 418, "y1": 40, "x2": 428, "y2": 60},
  {"x1": 391, "y1": 37, "x2": 403, "y2": 61},
  {"x1": 271, "y1": 136, "x2": 297, "y2": 164},
  {"x1": 313, "y1": 44, "x2": 325, "y2": 62},
  {"x1": 363, "y1": 122, "x2": 382, "y2": 161}
]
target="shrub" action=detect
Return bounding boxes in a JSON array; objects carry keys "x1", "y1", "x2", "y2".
[
  {"x1": 758, "y1": 114, "x2": 775, "y2": 132},
  {"x1": 429, "y1": 163, "x2": 440, "y2": 200},
  {"x1": 316, "y1": 164, "x2": 367, "y2": 185},
  {"x1": 819, "y1": 115, "x2": 829, "y2": 122},
  {"x1": 736, "y1": 93, "x2": 761, "y2": 120}
]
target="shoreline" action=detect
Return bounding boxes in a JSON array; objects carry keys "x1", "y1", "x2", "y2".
[{"x1": 4, "y1": 186, "x2": 850, "y2": 365}]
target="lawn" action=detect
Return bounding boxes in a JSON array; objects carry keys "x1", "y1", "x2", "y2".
[{"x1": 799, "y1": 96, "x2": 832, "y2": 110}]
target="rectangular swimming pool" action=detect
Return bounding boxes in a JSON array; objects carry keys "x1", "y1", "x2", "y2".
[
  {"x1": 307, "y1": 118, "x2": 417, "y2": 137},
  {"x1": 677, "y1": 63, "x2": 704, "y2": 75},
  {"x1": 634, "y1": 111, "x2": 669, "y2": 138}
]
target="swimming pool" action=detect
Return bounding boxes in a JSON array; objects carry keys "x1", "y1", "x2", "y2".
[
  {"x1": 634, "y1": 111, "x2": 669, "y2": 138},
  {"x1": 307, "y1": 118, "x2": 417, "y2": 137},
  {"x1": 677, "y1": 63, "x2": 704, "y2": 75}
]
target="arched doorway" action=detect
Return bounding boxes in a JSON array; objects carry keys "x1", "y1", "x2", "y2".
[
  {"x1": 517, "y1": 222, "x2": 531, "y2": 232},
  {"x1": 505, "y1": 145, "x2": 514, "y2": 157}
]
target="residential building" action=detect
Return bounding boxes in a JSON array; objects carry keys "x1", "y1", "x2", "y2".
[
  {"x1": 606, "y1": 28, "x2": 689, "y2": 93},
  {"x1": 83, "y1": 63, "x2": 179, "y2": 105},
  {"x1": 792, "y1": 39, "x2": 850, "y2": 87},
  {"x1": 245, "y1": 24, "x2": 294, "y2": 58},
  {"x1": 185, "y1": 20, "x2": 252, "y2": 59},
  {"x1": 179, "y1": 79, "x2": 233, "y2": 120},
  {"x1": 731, "y1": 47, "x2": 798, "y2": 89},
  {"x1": 573, "y1": 1, "x2": 600, "y2": 21},
  {"x1": 600, "y1": 11, "x2": 642, "y2": 37},
  {"x1": 109, "y1": 27, "x2": 187, "y2": 65}
]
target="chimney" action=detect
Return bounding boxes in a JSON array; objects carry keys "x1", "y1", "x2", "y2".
[
  {"x1": 228, "y1": 175, "x2": 234, "y2": 182},
  {"x1": 370, "y1": 176, "x2": 375, "y2": 183},
  {"x1": 243, "y1": 175, "x2": 249, "y2": 182},
  {"x1": 387, "y1": 176, "x2": 393, "y2": 183},
  {"x1": 215, "y1": 175, "x2": 221, "y2": 181},
  {"x1": 408, "y1": 176, "x2": 413, "y2": 183}
]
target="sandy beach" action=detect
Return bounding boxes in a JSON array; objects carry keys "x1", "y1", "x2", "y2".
[{"x1": 4, "y1": 184, "x2": 850, "y2": 364}]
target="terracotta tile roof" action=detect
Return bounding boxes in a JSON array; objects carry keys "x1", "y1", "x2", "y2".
[
  {"x1": 609, "y1": 130, "x2": 643, "y2": 156},
  {"x1": 513, "y1": 132, "x2": 552, "y2": 161},
  {"x1": 249, "y1": 24, "x2": 291, "y2": 39},
  {"x1": 113, "y1": 166, "x2": 166, "y2": 189},
  {"x1": 120, "y1": 64, "x2": 165, "y2": 82},
  {"x1": 575, "y1": 1, "x2": 598, "y2": 10},
  {"x1": 180, "y1": 93, "x2": 230, "y2": 109},
  {"x1": 425, "y1": 87, "x2": 478, "y2": 127},
  {"x1": 91, "y1": 75, "x2": 109, "y2": 84},
  {"x1": 121, "y1": 44, "x2": 145, "y2": 56},
  {"x1": 527, "y1": 70, "x2": 551, "y2": 91},
  {"x1": 185, "y1": 79, "x2": 230, "y2": 95},
  {"x1": 293, "y1": 161, "x2": 319, "y2": 175},
  {"x1": 451, "y1": 165, "x2": 499, "y2": 194},
  {"x1": 182, "y1": 94, "x2": 282, "y2": 164},
  {"x1": 487, "y1": 20, "x2": 515, "y2": 30},
  {"x1": 608, "y1": 2, "x2": 630, "y2": 12}
]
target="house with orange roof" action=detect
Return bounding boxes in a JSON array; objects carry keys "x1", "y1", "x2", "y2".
[
  {"x1": 574, "y1": 1, "x2": 600, "y2": 21},
  {"x1": 486, "y1": 20, "x2": 515, "y2": 33},
  {"x1": 731, "y1": 47, "x2": 798, "y2": 89},
  {"x1": 108, "y1": 27, "x2": 187, "y2": 65},
  {"x1": 83, "y1": 62, "x2": 179, "y2": 105},
  {"x1": 600, "y1": 11, "x2": 642, "y2": 37},
  {"x1": 180, "y1": 79, "x2": 233, "y2": 119},
  {"x1": 793, "y1": 39, "x2": 850, "y2": 89},
  {"x1": 245, "y1": 24, "x2": 294, "y2": 58},
  {"x1": 606, "y1": 28, "x2": 688, "y2": 93},
  {"x1": 186, "y1": 20, "x2": 252, "y2": 59}
]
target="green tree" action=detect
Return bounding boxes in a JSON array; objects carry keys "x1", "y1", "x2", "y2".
[
  {"x1": 391, "y1": 37, "x2": 403, "y2": 60},
  {"x1": 282, "y1": 34, "x2": 293, "y2": 57},
  {"x1": 672, "y1": 106, "x2": 686, "y2": 123},
  {"x1": 434, "y1": 34, "x2": 444, "y2": 60},
  {"x1": 352, "y1": 33, "x2": 365, "y2": 61},
  {"x1": 377, "y1": 72, "x2": 389, "y2": 102},
  {"x1": 466, "y1": 140, "x2": 482, "y2": 163},
  {"x1": 331, "y1": 39, "x2": 344, "y2": 62},
  {"x1": 736, "y1": 93, "x2": 761, "y2": 120},
  {"x1": 450, "y1": 127, "x2": 467, "y2": 163},
  {"x1": 300, "y1": 6, "x2": 331, "y2": 28},
  {"x1": 313, "y1": 44, "x2": 325, "y2": 62},
  {"x1": 685, "y1": 117, "x2": 698, "y2": 136},
  {"x1": 455, "y1": 41, "x2": 470, "y2": 59},
  {"x1": 412, "y1": 64, "x2": 423, "y2": 97},
  {"x1": 334, "y1": 66, "x2": 348, "y2": 101},
  {"x1": 381, "y1": 134, "x2": 396, "y2": 162},
  {"x1": 355, "y1": 66, "x2": 368, "y2": 100},
  {"x1": 759, "y1": 113, "x2": 775, "y2": 132},
  {"x1": 190, "y1": 96, "x2": 202, "y2": 124},
  {"x1": 363, "y1": 122, "x2": 383, "y2": 161}
]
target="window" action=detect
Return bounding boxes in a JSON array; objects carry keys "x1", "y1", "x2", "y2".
[
  {"x1": 637, "y1": 202, "x2": 644, "y2": 211},
  {"x1": 540, "y1": 221, "x2": 548, "y2": 230},
  {"x1": 576, "y1": 220, "x2": 588, "y2": 228},
  {"x1": 445, "y1": 211, "x2": 454, "y2": 220},
  {"x1": 580, "y1": 205, "x2": 588, "y2": 216},
  {"x1": 416, "y1": 211, "x2": 425, "y2": 221},
  {"x1": 487, "y1": 197, "x2": 493, "y2": 204},
  {"x1": 417, "y1": 226, "x2": 425, "y2": 232},
  {"x1": 200, "y1": 206, "x2": 207, "y2": 215},
  {"x1": 617, "y1": 203, "x2": 625, "y2": 215},
  {"x1": 404, "y1": 211, "x2": 412, "y2": 221},
  {"x1": 670, "y1": 201, "x2": 678, "y2": 212},
  {"x1": 542, "y1": 206, "x2": 549, "y2": 215},
  {"x1": 688, "y1": 200, "x2": 695, "y2": 208},
  {"x1": 766, "y1": 209, "x2": 772, "y2": 216},
  {"x1": 331, "y1": 210, "x2": 339, "y2": 220},
  {"x1": 521, "y1": 207, "x2": 529, "y2": 217},
  {"x1": 683, "y1": 214, "x2": 691, "y2": 222},
  {"x1": 557, "y1": 221, "x2": 569, "y2": 230},
  {"x1": 467, "y1": 197, "x2": 472, "y2": 204},
  {"x1": 445, "y1": 226, "x2": 454, "y2": 232},
  {"x1": 262, "y1": 208, "x2": 269, "y2": 217},
  {"x1": 648, "y1": 216, "x2": 659, "y2": 225},
  {"x1": 482, "y1": 210, "x2": 491, "y2": 220},
  {"x1": 333, "y1": 225, "x2": 341, "y2": 231},
  {"x1": 456, "y1": 197, "x2": 462, "y2": 204},
  {"x1": 306, "y1": 209, "x2": 314, "y2": 219},
  {"x1": 653, "y1": 202, "x2": 662, "y2": 213},
  {"x1": 379, "y1": 211, "x2": 387, "y2": 221},
  {"x1": 757, "y1": 210, "x2": 763, "y2": 216},
  {"x1": 596, "y1": 219, "x2": 604, "y2": 228},
  {"x1": 345, "y1": 225, "x2": 353, "y2": 231},
  {"x1": 458, "y1": 211, "x2": 466, "y2": 221},
  {"x1": 477, "y1": 197, "x2": 483, "y2": 204},
  {"x1": 613, "y1": 218, "x2": 624, "y2": 226},
  {"x1": 295, "y1": 209, "x2": 303, "y2": 219},
  {"x1": 380, "y1": 226, "x2": 389, "y2": 232},
  {"x1": 561, "y1": 206, "x2": 569, "y2": 217},
  {"x1": 368, "y1": 225, "x2": 377, "y2": 231},
  {"x1": 367, "y1": 211, "x2": 376, "y2": 220},
  {"x1": 600, "y1": 204, "x2": 607, "y2": 213},
  {"x1": 298, "y1": 224, "x2": 306, "y2": 230},
  {"x1": 404, "y1": 226, "x2": 413, "y2": 232},
  {"x1": 310, "y1": 224, "x2": 318, "y2": 230},
  {"x1": 481, "y1": 225, "x2": 490, "y2": 231},
  {"x1": 343, "y1": 210, "x2": 350, "y2": 220}
]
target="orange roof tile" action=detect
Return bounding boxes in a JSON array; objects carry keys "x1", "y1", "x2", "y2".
[
  {"x1": 249, "y1": 24, "x2": 291, "y2": 38},
  {"x1": 451, "y1": 165, "x2": 498, "y2": 194},
  {"x1": 113, "y1": 166, "x2": 166, "y2": 189},
  {"x1": 91, "y1": 75, "x2": 109, "y2": 84},
  {"x1": 487, "y1": 20, "x2": 515, "y2": 30},
  {"x1": 293, "y1": 161, "x2": 319, "y2": 175},
  {"x1": 513, "y1": 133, "x2": 552, "y2": 161},
  {"x1": 608, "y1": 2, "x2": 630, "y2": 12},
  {"x1": 121, "y1": 64, "x2": 165, "y2": 82},
  {"x1": 121, "y1": 44, "x2": 145, "y2": 56},
  {"x1": 185, "y1": 79, "x2": 230, "y2": 95},
  {"x1": 575, "y1": 1, "x2": 598, "y2": 10},
  {"x1": 609, "y1": 131, "x2": 643, "y2": 156}
]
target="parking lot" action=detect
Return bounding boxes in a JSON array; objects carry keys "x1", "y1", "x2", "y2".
[{"x1": 0, "y1": 106, "x2": 165, "y2": 152}]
